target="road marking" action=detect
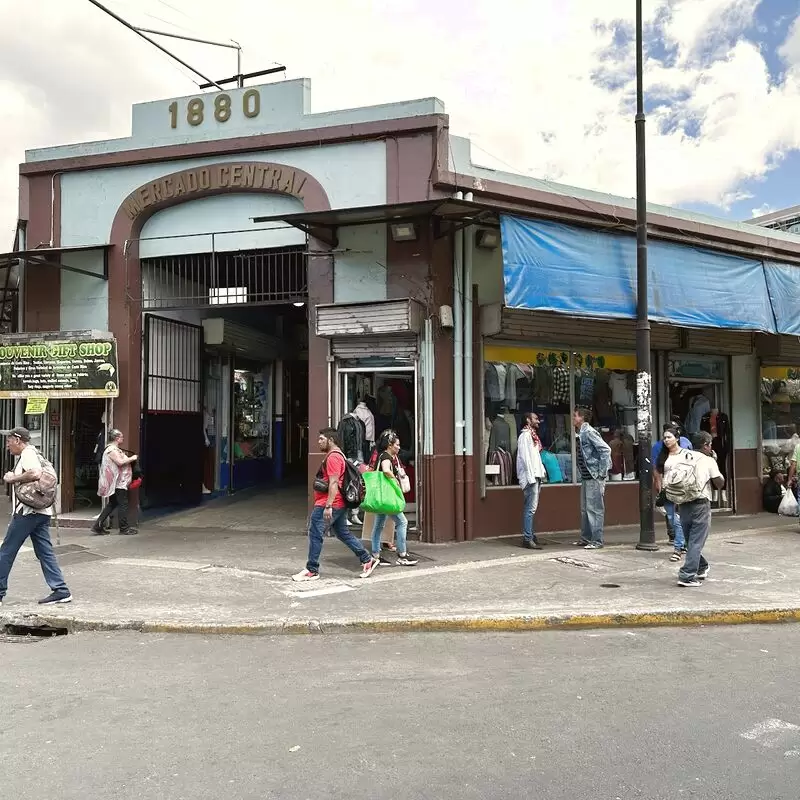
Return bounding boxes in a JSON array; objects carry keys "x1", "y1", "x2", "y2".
[
  {"x1": 105, "y1": 558, "x2": 212, "y2": 571},
  {"x1": 740, "y1": 718, "x2": 800, "y2": 748},
  {"x1": 280, "y1": 583, "x2": 356, "y2": 598}
]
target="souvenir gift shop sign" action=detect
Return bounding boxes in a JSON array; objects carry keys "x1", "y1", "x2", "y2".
[{"x1": 0, "y1": 335, "x2": 119, "y2": 399}]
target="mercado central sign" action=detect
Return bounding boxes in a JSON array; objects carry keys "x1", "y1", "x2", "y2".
[
  {"x1": 0, "y1": 335, "x2": 119, "y2": 399},
  {"x1": 121, "y1": 162, "x2": 309, "y2": 222}
]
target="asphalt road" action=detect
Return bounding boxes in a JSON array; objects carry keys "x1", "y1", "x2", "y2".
[{"x1": 3, "y1": 625, "x2": 800, "y2": 799}]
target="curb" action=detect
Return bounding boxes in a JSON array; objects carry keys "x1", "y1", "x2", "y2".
[{"x1": 4, "y1": 607, "x2": 800, "y2": 636}]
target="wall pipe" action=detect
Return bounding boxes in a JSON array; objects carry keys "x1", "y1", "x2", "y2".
[
  {"x1": 453, "y1": 219, "x2": 465, "y2": 542},
  {"x1": 462, "y1": 221, "x2": 475, "y2": 540}
]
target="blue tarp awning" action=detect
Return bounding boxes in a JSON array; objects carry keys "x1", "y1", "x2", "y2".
[{"x1": 501, "y1": 215, "x2": 784, "y2": 334}]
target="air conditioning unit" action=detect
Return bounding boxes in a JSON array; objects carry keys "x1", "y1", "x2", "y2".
[{"x1": 202, "y1": 318, "x2": 283, "y2": 361}]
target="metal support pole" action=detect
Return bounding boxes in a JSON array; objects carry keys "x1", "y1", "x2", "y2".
[{"x1": 635, "y1": 0, "x2": 657, "y2": 551}]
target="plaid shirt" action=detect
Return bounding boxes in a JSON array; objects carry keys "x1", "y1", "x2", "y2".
[{"x1": 553, "y1": 366, "x2": 570, "y2": 404}]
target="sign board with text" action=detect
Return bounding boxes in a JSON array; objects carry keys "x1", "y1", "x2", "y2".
[{"x1": 0, "y1": 338, "x2": 119, "y2": 399}]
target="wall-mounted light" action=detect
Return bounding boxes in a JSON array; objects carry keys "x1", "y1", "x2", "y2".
[
  {"x1": 389, "y1": 222, "x2": 417, "y2": 242},
  {"x1": 475, "y1": 228, "x2": 499, "y2": 250},
  {"x1": 292, "y1": 301, "x2": 305, "y2": 308}
]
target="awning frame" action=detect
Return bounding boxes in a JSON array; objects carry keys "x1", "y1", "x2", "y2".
[{"x1": 0, "y1": 244, "x2": 111, "y2": 281}]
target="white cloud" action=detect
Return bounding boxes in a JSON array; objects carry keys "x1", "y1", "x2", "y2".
[
  {"x1": 2, "y1": 0, "x2": 800, "y2": 241},
  {"x1": 751, "y1": 202, "x2": 774, "y2": 217}
]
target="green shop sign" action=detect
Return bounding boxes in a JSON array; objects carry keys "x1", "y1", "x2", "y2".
[{"x1": 0, "y1": 337, "x2": 119, "y2": 399}]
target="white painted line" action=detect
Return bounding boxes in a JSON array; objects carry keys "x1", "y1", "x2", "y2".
[
  {"x1": 104, "y1": 558, "x2": 213, "y2": 571},
  {"x1": 740, "y1": 718, "x2": 800, "y2": 748},
  {"x1": 281, "y1": 584, "x2": 356, "y2": 598}
]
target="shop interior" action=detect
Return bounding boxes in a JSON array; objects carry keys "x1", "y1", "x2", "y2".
[
  {"x1": 667, "y1": 357, "x2": 731, "y2": 510},
  {"x1": 760, "y1": 371, "x2": 800, "y2": 478},
  {"x1": 483, "y1": 347, "x2": 638, "y2": 487},
  {"x1": 338, "y1": 366, "x2": 417, "y2": 523}
]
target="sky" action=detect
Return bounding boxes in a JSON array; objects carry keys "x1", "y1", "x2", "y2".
[{"x1": 3, "y1": 0, "x2": 800, "y2": 244}]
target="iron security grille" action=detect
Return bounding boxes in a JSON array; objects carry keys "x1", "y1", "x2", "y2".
[{"x1": 141, "y1": 246, "x2": 307, "y2": 310}]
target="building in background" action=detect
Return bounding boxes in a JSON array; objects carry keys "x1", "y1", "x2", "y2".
[{"x1": 4, "y1": 78, "x2": 800, "y2": 539}]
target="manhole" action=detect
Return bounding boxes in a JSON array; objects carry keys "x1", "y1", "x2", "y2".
[
  {"x1": 600, "y1": 583, "x2": 621, "y2": 589},
  {"x1": 3, "y1": 624, "x2": 68, "y2": 638},
  {"x1": 52, "y1": 544, "x2": 89, "y2": 555},
  {"x1": 59, "y1": 551, "x2": 108, "y2": 565}
]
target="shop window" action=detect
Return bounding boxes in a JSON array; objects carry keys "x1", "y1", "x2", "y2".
[
  {"x1": 483, "y1": 345, "x2": 638, "y2": 487},
  {"x1": 761, "y1": 367, "x2": 800, "y2": 478}
]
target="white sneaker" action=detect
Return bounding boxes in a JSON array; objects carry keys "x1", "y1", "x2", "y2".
[
  {"x1": 359, "y1": 557, "x2": 379, "y2": 578},
  {"x1": 291, "y1": 569, "x2": 320, "y2": 582}
]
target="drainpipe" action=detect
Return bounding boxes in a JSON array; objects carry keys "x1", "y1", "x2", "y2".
[
  {"x1": 453, "y1": 202, "x2": 465, "y2": 542},
  {"x1": 462, "y1": 216, "x2": 474, "y2": 541}
]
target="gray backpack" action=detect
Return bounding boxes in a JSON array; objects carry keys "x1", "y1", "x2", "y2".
[
  {"x1": 15, "y1": 451, "x2": 58, "y2": 511},
  {"x1": 663, "y1": 450, "x2": 705, "y2": 505}
]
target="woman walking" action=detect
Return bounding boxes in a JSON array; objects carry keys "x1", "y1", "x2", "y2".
[
  {"x1": 370, "y1": 430, "x2": 418, "y2": 567},
  {"x1": 91, "y1": 429, "x2": 138, "y2": 536},
  {"x1": 654, "y1": 426, "x2": 687, "y2": 562}
]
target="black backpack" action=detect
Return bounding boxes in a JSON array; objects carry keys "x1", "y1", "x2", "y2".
[{"x1": 314, "y1": 453, "x2": 366, "y2": 509}]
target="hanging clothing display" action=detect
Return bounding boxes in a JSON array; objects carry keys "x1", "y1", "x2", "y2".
[
  {"x1": 685, "y1": 394, "x2": 711, "y2": 434},
  {"x1": 701, "y1": 410, "x2": 731, "y2": 481},
  {"x1": 352, "y1": 401, "x2": 375, "y2": 444}
]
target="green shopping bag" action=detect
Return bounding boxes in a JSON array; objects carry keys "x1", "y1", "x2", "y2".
[{"x1": 361, "y1": 470, "x2": 406, "y2": 515}]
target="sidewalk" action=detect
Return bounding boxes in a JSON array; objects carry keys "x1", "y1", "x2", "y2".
[{"x1": 1, "y1": 512, "x2": 799, "y2": 635}]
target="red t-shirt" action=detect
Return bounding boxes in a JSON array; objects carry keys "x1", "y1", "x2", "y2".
[{"x1": 314, "y1": 450, "x2": 347, "y2": 509}]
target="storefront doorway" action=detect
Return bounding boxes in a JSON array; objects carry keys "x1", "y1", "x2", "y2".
[
  {"x1": 668, "y1": 355, "x2": 732, "y2": 510},
  {"x1": 336, "y1": 364, "x2": 418, "y2": 524}
]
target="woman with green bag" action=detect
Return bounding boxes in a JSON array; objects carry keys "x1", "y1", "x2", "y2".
[{"x1": 368, "y1": 430, "x2": 418, "y2": 567}]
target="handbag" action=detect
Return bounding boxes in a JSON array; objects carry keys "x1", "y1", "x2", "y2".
[
  {"x1": 361, "y1": 470, "x2": 405, "y2": 515},
  {"x1": 397, "y1": 465, "x2": 411, "y2": 494}
]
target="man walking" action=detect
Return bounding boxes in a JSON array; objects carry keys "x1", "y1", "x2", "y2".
[
  {"x1": 0, "y1": 427, "x2": 71, "y2": 605},
  {"x1": 292, "y1": 428, "x2": 379, "y2": 582},
  {"x1": 676, "y1": 431, "x2": 724, "y2": 587},
  {"x1": 573, "y1": 407, "x2": 612, "y2": 550},
  {"x1": 517, "y1": 412, "x2": 546, "y2": 550}
]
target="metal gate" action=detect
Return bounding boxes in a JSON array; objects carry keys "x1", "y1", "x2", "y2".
[{"x1": 142, "y1": 314, "x2": 204, "y2": 508}]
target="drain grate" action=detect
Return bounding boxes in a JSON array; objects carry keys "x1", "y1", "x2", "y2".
[
  {"x1": 600, "y1": 583, "x2": 621, "y2": 589},
  {"x1": 3, "y1": 624, "x2": 68, "y2": 638},
  {"x1": 0, "y1": 634, "x2": 45, "y2": 644}
]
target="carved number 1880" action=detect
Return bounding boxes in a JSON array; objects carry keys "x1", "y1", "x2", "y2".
[{"x1": 168, "y1": 89, "x2": 261, "y2": 128}]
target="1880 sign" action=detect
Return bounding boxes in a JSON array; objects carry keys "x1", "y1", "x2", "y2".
[{"x1": 0, "y1": 337, "x2": 119, "y2": 399}]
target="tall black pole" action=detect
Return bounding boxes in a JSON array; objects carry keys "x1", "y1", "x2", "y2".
[{"x1": 635, "y1": 0, "x2": 658, "y2": 551}]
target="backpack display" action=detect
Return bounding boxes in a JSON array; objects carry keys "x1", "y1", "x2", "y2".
[
  {"x1": 15, "y1": 451, "x2": 58, "y2": 511},
  {"x1": 663, "y1": 451, "x2": 704, "y2": 505}
]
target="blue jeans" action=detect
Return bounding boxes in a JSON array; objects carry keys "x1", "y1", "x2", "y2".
[
  {"x1": 522, "y1": 480, "x2": 542, "y2": 541},
  {"x1": 0, "y1": 513, "x2": 69, "y2": 599},
  {"x1": 371, "y1": 512, "x2": 408, "y2": 556},
  {"x1": 580, "y1": 478, "x2": 606, "y2": 544},
  {"x1": 665, "y1": 500, "x2": 685, "y2": 550},
  {"x1": 677, "y1": 499, "x2": 711, "y2": 581},
  {"x1": 306, "y1": 505, "x2": 371, "y2": 574}
]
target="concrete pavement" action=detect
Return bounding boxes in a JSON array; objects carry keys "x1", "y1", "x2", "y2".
[
  {"x1": 4, "y1": 627, "x2": 800, "y2": 799},
  {"x1": 1, "y1": 511, "x2": 800, "y2": 634}
]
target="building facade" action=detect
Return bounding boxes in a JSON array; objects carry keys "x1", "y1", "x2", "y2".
[{"x1": 7, "y1": 79, "x2": 800, "y2": 540}]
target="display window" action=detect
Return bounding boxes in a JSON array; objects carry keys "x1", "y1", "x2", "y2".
[
  {"x1": 760, "y1": 366, "x2": 800, "y2": 478},
  {"x1": 483, "y1": 345, "x2": 638, "y2": 487},
  {"x1": 232, "y1": 368, "x2": 272, "y2": 463}
]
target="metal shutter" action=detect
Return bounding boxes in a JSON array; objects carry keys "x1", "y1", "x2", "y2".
[
  {"x1": 499, "y1": 309, "x2": 680, "y2": 350},
  {"x1": 684, "y1": 328, "x2": 754, "y2": 355},
  {"x1": 331, "y1": 335, "x2": 418, "y2": 360}
]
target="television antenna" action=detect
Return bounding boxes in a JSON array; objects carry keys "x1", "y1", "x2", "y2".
[{"x1": 87, "y1": 0, "x2": 285, "y2": 90}]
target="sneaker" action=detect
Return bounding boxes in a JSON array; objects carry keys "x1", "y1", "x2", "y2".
[
  {"x1": 90, "y1": 526, "x2": 109, "y2": 536},
  {"x1": 359, "y1": 557, "x2": 379, "y2": 578},
  {"x1": 119, "y1": 529, "x2": 139, "y2": 536},
  {"x1": 38, "y1": 590, "x2": 72, "y2": 605},
  {"x1": 397, "y1": 553, "x2": 419, "y2": 566},
  {"x1": 669, "y1": 551, "x2": 682, "y2": 562},
  {"x1": 677, "y1": 578, "x2": 702, "y2": 587},
  {"x1": 291, "y1": 569, "x2": 320, "y2": 582},
  {"x1": 522, "y1": 538, "x2": 543, "y2": 550},
  {"x1": 584, "y1": 542, "x2": 603, "y2": 550},
  {"x1": 697, "y1": 565, "x2": 710, "y2": 580},
  {"x1": 572, "y1": 540, "x2": 591, "y2": 547}
]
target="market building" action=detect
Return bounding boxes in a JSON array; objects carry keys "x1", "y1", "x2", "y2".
[{"x1": 5, "y1": 78, "x2": 800, "y2": 539}]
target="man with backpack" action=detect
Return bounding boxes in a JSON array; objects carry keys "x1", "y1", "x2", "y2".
[
  {"x1": 664, "y1": 430, "x2": 725, "y2": 588},
  {"x1": 0, "y1": 427, "x2": 71, "y2": 605},
  {"x1": 291, "y1": 428, "x2": 379, "y2": 582}
]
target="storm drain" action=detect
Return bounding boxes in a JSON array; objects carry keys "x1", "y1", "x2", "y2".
[
  {"x1": 3, "y1": 624, "x2": 68, "y2": 639},
  {"x1": 600, "y1": 583, "x2": 622, "y2": 589}
]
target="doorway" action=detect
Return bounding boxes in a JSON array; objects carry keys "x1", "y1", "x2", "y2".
[
  {"x1": 337, "y1": 364, "x2": 419, "y2": 524},
  {"x1": 668, "y1": 355, "x2": 732, "y2": 510}
]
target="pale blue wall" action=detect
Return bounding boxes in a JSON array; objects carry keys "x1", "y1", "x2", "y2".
[
  {"x1": 139, "y1": 194, "x2": 305, "y2": 257},
  {"x1": 59, "y1": 141, "x2": 387, "y2": 247},
  {"x1": 731, "y1": 354, "x2": 759, "y2": 450},
  {"x1": 59, "y1": 251, "x2": 108, "y2": 331},
  {"x1": 333, "y1": 224, "x2": 387, "y2": 303}
]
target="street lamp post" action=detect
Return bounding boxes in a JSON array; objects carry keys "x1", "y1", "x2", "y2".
[{"x1": 635, "y1": 0, "x2": 658, "y2": 551}]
